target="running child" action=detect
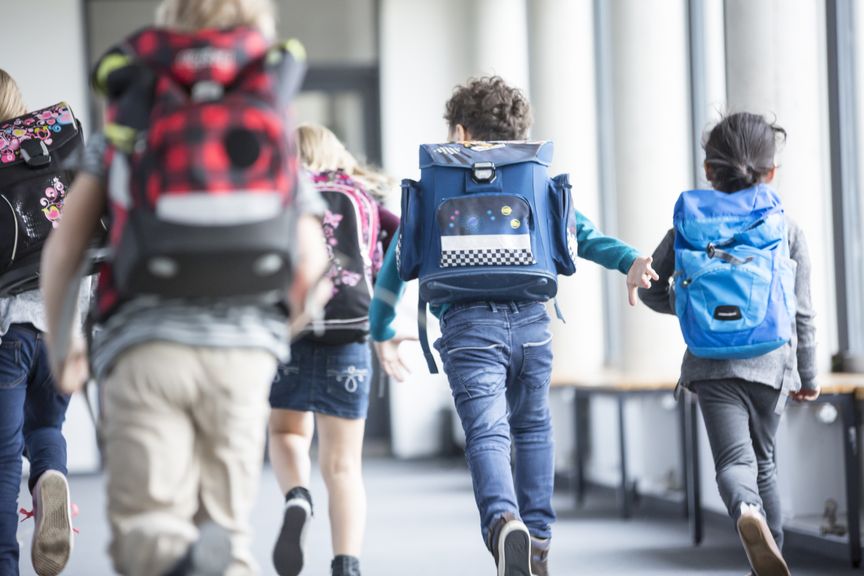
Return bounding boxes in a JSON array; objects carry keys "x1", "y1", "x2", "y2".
[
  {"x1": 639, "y1": 112, "x2": 819, "y2": 576},
  {"x1": 372, "y1": 75, "x2": 658, "y2": 576},
  {"x1": 40, "y1": 1, "x2": 329, "y2": 574}
]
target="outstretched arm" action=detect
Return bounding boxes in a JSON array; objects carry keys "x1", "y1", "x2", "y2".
[
  {"x1": 637, "y1": 229, "x2": 676, "y2": 315},
  {"x1": 575, "y1": 210, "x2": 658, "y2": 305},
  {"x1": 370, "y1": 232, "x2": 416, "y2": 381}
]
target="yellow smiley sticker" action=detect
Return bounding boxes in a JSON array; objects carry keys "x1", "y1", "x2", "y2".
[
  {"x1": 510, "y1": 219, "x2": 521, "y2": 229},
  {"x1": 501, "y1": 206, "x2": 512, "y2": 216}
]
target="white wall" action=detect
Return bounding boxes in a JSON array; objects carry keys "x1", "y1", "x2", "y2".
[{"x1": 87, "y1": 0, "x2": 377, "y2": 65}]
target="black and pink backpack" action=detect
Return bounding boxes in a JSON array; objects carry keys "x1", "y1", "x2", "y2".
[
  {"x1": 301, "y1": 170, "x2": 381, "y2": 345},
  {"x1": 0, "y1": 102, "x2": 84, "y2": 296}
]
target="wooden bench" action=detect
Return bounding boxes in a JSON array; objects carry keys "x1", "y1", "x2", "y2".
[
  {"x1": 553, "y1": 372, "x2": 864, "y2": 567},
  {"x1": 551, "y1": 374, "x2": 700, "y2": 542}
]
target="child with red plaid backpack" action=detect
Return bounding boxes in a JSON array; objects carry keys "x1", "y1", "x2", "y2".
[
  {"x1": 40, "y1": 1, "x2": 330, "y2": 575},
  {"x1": 268, "y1": 124, "x2": 400, "y2": 576}
]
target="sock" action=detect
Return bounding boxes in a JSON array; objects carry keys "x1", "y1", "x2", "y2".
[
  {"x1": 331, "y1": 555, "x2": 360, "y2": 575},
  {"x1": 285, "y1": 486, "x2": 314, "y2": 516}
]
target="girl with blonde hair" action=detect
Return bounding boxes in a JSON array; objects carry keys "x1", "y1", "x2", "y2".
[{"x1": 268, "y1": 124, "x2": 400, "y2": 576}]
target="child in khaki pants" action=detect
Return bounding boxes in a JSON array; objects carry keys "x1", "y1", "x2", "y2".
[{"x1": 40, "y1": 1, "x2": 329, "y2": 574}]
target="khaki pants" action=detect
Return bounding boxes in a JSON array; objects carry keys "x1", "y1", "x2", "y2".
[{"x1": 102, "y1": 342, "x2": 277, "y2": 576}]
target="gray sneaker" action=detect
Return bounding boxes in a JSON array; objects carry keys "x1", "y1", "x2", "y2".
[
  {"x1": 530, "y1": 536, "x2": 550, "y2": 576},
  {"x1": 164, "y1": 522, "x2": 232, "y2": 576},
  {"x1": 489, "y1": 513, "x2": 532, "y2": 576},
  {"x1": 31, "y1": 470, "x2": 73, "y2": 576}
]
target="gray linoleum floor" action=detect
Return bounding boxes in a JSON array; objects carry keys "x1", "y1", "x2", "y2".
[{"x1": 15, "y1": 457, "x2": 860, "y2": 575}]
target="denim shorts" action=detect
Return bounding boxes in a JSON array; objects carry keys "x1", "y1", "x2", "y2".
[{"x1": 269, "y1": 339, "x2": 372, "y2": 420}]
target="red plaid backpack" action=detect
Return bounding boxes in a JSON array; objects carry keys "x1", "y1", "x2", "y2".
[
  {"x1": 93, "y1": 27, "x2": 305, "y2": 318},
  {"x1": 300, "y1": 170, "x2": 381, "y2": 344}
]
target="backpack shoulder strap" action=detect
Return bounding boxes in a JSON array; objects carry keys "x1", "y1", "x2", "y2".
[{"x1": 417, "y1": 295, "x2": 438, "y2": 374}]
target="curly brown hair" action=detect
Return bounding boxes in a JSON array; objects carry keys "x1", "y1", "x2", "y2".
[{"x1": 444, "y1": 76, "x2": 532, "y2": 141}]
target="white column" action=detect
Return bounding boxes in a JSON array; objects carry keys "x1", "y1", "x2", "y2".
[
  {"x1": 608, "y1": 0, "x2": 692, "y2": 377},
  {"x1": 529, "y1": 0, "x2": 604, "y2": 380},
  {"x1": 379, "y1": 0, "x2": 473, "y2": 457},
  {"x1": 725, "y1": 0, "x2": 836, "y2": 520},
  {"x1": 725, "y1": 0, "x2": 836, "y2": 368},
  {"x1": 472, "y1": 0, "x2": 531, "y2": 94},
  {"x1": 856, "y1": 2, "x2": 864, "y2": 257}
]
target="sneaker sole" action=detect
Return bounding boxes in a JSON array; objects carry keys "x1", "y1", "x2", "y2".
[
  {"x1": 737, "y1": 515, "x2": 790, "y2": 576},
  {"x1": 32, "y1": 474, "x2": 72, "y2": 576},
  {"x1": 498, "y1": 523, "x2": 532, "y2": 576},
  {"x1": 273, "y1": 499, "x2": 310, "y2": 576}
]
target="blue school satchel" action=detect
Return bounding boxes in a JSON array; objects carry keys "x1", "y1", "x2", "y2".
[
  {"x1": 672, "y1": 184, "x2": 797, "y2": 359},
  {"x1": 397, "y1": 141, "x2": 578, "y2": 372}
]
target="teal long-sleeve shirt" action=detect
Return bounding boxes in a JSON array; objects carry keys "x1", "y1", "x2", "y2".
[{"x1": 369, "y1": 209, "x2": 639, "y2": 342}]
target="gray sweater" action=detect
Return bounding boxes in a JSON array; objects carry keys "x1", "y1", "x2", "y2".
[{"x1": 638, "y1": 219, "x2": 817, "y2": 391}]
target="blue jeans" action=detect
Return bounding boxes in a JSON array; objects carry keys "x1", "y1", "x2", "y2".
[
  {"x1": 435, "y1": 301, "x2": 555, "y2": 545},
  {"x1": 0, "y1": 324, "x2": 70, "y2": 575}
]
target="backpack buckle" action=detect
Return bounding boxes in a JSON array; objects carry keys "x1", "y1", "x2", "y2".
[
  {"x1": 20, "y1": 139, "x2": 50, "y2": 167},
  {"x1": 472, "y1": 162, "x2": 496, "y2": 183},
  {"x1": 191, "y1": 81, "x2": 224, "y2": 102}
]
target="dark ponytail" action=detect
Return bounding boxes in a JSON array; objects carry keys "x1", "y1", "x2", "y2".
[{"x1": 703, "y1": 112, "x2": 786, "y2": 193}]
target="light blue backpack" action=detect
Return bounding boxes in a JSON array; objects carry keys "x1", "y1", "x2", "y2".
[
  {"x1": 397, "y1": 141, "x2": 578, "y2": 372},
  {"x1": 673, "y1": 184, "x2": 797, "y2": 359}
]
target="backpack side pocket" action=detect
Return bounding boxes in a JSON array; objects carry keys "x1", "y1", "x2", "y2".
[
  {"x1": 549, "y1": 174, "x2": 577, "y2": 276},
  {"x1": 397, "y1": 178, "x2": 422, "y2": 281}
]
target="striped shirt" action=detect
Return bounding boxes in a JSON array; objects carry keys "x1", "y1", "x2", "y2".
[{"x1": 81, "y1": 134, "x2": 325, "y2": 379}]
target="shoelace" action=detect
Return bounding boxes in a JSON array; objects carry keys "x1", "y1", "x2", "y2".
[{"x1": 19, "y1": 503, "x2": 80, "y2": 534}]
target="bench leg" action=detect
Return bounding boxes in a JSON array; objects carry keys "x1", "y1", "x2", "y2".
[
  {"x1": 574, "y1": 392, "x2": 587, "y2": 506},
  {"x1": 679, "y1": 396, "x2": 690, "y2": 519},
  {"x1": 839, "y1": 394, "x2": 862, "y2": 568},
  {"x1": 618, "y1": 394, "x2": 631, "y2": 519},
  {"x1": 687, "y1": 391, "x2": 703, "y2": 546}
]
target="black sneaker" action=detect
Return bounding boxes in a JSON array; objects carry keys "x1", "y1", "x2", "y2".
[
  {"x1": 331, "y1": 554, "x2": 361, "y2": 576},
  {"x1": 164, "y1": 522, "x2": 232, "y2": 576},
  {"x1": 489, "y1": 514, "x2": 532, "y2": 576},
  {"x1": 273, "y1": 487, "x2": 313, "y2": 576}
]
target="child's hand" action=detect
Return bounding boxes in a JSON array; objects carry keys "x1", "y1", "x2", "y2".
[
  {"x1": 791, "y1": 387, "x2": 821, "y2": 402},
  {"x1": 626, "y1": 256, "x2": 660, "y2": 306},
  {"x1": 373, "y1": 334, "x2": 418, "y2": 383},
  {"x1": 53, "y1": 337, "x2": 90, "y2": 396}
]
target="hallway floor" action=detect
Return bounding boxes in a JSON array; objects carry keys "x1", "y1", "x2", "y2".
[{"x1": 16, "y1": 457, "x2": 859, "y2": 575}]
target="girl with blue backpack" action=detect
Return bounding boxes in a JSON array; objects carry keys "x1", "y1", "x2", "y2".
[{"x1": 639, "y1": 112, "x2": 819, "y2": 576}]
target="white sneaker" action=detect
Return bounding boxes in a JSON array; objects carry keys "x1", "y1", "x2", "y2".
[{"x1": 737, "y1": 503, "x2": 790, "y2": 576}]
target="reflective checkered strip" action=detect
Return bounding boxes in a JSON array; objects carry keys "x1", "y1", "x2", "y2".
[
  {"x1": 440, "y1": 234, "x2": 535, "y2": 267},
  {"x1": 441, "y1": 248, "x2": 534, "y2": 267}
]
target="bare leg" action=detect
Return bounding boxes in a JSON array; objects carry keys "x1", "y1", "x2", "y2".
[
  {"x1": 268, "y1": 409, "x2": 314, "y2": 494},
  {"x1": 316, "y1": 414, "x2": 366, "y2": 556}
]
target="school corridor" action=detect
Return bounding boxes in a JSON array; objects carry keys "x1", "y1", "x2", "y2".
[{"x1": 13, "y1": 458, "x2": 859, "y2": 576}]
